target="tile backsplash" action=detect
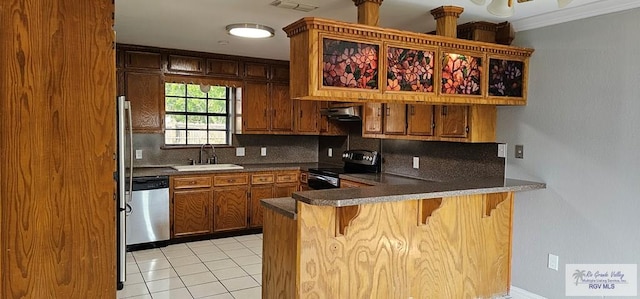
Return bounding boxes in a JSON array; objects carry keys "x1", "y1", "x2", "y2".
[
  {"x1": 381, "y1": 140, "x2": 505, "y2": 182},
  {"x1": 131, "y1": 134, "x2": 319, "y2": 167}
]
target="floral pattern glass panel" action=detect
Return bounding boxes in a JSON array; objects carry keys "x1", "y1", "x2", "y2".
[
  {"x1": 441, "y1": 53, "x2": 482, "y2": 95},
  {"x1": 489, "y1": 58, "x2": 524, "y2": 97},
  {"x1": 322, "y1": 38, "x2": 378, "y2": 89},
  {"x1": 387, "y1": 47, "x2": 434, "y2": 92}
]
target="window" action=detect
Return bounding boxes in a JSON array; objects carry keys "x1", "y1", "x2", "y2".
[{"x1": 164, "y1": 83, "x2": 232, "y2": 146}]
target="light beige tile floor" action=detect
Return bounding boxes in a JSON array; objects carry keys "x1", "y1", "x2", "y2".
[{"x1": 118, "y1": 234, "x2": 263, "y2": 299}]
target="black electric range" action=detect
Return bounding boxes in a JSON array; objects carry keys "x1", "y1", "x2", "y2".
[{"x1": 307, "y1": 150, "x2": 380, "y2": 189}]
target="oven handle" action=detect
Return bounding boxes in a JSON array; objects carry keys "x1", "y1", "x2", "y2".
[
  {"x1": 308, "y1": 173, "x2": 339, "y2": 187},
  {"x1": 308, "y1": 173, "x2": 330, "y2": 182}
]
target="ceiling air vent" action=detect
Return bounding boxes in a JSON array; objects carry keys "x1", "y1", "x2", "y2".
[{"x1": 270, "y1": 0, "x2": 318, "y2": 12}]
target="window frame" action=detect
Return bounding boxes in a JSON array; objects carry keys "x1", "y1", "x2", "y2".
[{"x1": 163, "y1": 83, "x2": 233, "y2": 147}]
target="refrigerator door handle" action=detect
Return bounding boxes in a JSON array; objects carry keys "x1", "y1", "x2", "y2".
[{"x1": 125, "y1": 100, "x2": 134, "y2": 203}]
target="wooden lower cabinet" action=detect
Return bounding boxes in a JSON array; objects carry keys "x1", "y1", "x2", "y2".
[
  {"x1": 173, "y1": 189, "x2": 213, "y2": 237},
  {"x1": 340, "y1": 179, "x2": 371, "y2": 188},
  {"x1": 250, "y1": 185, "x2": 273, "y2": 228},
  {"x1": 275, "y1": 183, "x2": 298, "y2": 197},
  {"x1": 171, "y1": 170, "x2": 300, "y2": 238},
  {"x1": 213, "y1": 186, "x2": 249, "y2": 232}
]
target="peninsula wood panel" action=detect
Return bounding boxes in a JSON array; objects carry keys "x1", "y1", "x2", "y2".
[
  {"x1": 263, "y1": 208, "x2": 298, "y2": 299},
  {"x1": 294, "y1": 192, "x2": 513, "y2": 299},
  {"x1": 0, "y1": 0, "x2": 116, "y2": 297}
]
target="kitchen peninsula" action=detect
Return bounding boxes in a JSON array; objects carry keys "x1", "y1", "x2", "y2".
[{"x1": 261, "y1": 177, "x2": 545, "y2": 298}]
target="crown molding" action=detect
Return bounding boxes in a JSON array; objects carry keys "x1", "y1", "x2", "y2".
[{"x1": 512, "y1": 0, "x2": 640, "y2": 32}]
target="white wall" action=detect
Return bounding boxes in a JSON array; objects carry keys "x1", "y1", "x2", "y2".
[{"x1": 497, "y1": 8, "x2": 640, "y2": 298}]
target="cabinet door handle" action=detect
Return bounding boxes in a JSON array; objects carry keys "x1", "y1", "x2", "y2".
[
  {"x1": 386, "y1": 107, "x2": 390, "y2": 116},
  {"x1": 442, "y1": 106, "x2": 448, "y2": 116},
  {"x1": 410, "y1": 105, "x2": 415, "y2": 116},
  {"x1": 376, "y1": 107, "x2": 381, "y2": 117}
]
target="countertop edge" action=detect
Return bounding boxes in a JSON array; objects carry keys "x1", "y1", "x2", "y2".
[
  {"x1": 292, "y1": 179, "x2": 546, "y2": 207},
  {"x1": 261, "y1": 197, "x2": 297, "y2": 219}
]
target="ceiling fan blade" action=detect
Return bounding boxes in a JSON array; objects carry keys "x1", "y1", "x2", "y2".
[
  {"x1": 471, "y1": 0, "x2": 486, "y2": 5},
  {"x1": 517, "y1": 0, "x2": 534, "y2": 3},
  {"x1": 487, "y1": 0, "x2": 515, "y2": 17}
]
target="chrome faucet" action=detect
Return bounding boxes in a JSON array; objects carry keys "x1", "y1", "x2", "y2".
[{"x1": 199, "y1": 143, "x2": 218, "y2": 164}]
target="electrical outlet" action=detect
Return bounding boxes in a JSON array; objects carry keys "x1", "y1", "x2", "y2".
[
  {"x1": 515, "y1": 144, "x2": 524, "y2": 159},
  {"x1": 260, "y1": 147, "x2": 267, "y2": 156},
  {"x1": 135, "y1": 149, "x2": 143, "y2": 160},
  {"x1": 412, "y1": 157, "x2": 419, "y2": 169},
  {"x1": 548, "y1": 253, "x2": 559, "y2": 271},
  {"x1": 328, "y1": 148, "x2": 333, "y2": 157},
  {"x1": 498, "y1": 144, "x2": 506, "y2": 158},
  {"x1": 236, "y1": 147, "x2": 245, "y2": 157}
]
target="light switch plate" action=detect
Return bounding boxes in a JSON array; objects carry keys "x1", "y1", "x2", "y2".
[
  {"x1": 515, "y1": 144, "x2": 524, "y2": 159},
  {"x1": 135, "y1": 149, "x2": 143, "y2": 160},
  {"x1": 328, "y1": 148, "x2": 333, "y2": 157},
  {"x1": 413, "y1": 157, "x2": 420, "y2": 169},
  {"x1": 260, "y1": 147, "x2": 267, "y2": 156},
  {"x1": 236, "y1": 147, "x2": 245, "y2": 157},
  {"x1": 548, "y1": 253, "x2": 559, "y2": 271},
  {"x1": 498, "y1": 144, "x2": 506, "y2": 158}
]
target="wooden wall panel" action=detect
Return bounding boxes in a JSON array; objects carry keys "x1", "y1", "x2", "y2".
[
  {"x1": 295, "y1": 193, "x2": 513, "y2": 299},
  {"x1": 1, "y1": 0, "x2": 116, "y2": 298},
  {"x1": 263, "y1": 208, "x2": 298, "y2": 299}
]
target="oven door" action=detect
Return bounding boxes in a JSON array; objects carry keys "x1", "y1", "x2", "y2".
[{"x1": 308, "y1": 173, "x2": 339, "y2": 189}]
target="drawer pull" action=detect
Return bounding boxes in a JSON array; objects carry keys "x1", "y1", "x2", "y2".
[{"x1": 228, "y1": 179, "x2": 236, "y2": 183}]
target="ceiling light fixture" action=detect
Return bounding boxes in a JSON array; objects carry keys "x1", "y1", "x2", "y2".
[
  {"x1": 270, "y1": 0, "x2": 318, "y2": 12},
  {"x1": 472, "y1": 0, "x2": 573, "y2": 18},
  {"x1": 226, "y1": 23, "x2": 275, "y2": 38}
]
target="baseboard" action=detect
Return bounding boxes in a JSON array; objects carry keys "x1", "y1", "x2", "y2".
[{"x1": 510, "y1": 286, "x2": 547, "y2": 299}]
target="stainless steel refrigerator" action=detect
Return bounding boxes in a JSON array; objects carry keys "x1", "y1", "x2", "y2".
[{"x1": 116, "y1": 95, "x2": 133, "y2": 290}]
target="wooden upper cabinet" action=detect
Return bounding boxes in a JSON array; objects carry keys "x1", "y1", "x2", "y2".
[
  {"x1": 167, "y1": 55, "x2": 204, "y2": 74},
  {"x1": 319, "y1": 102, "x2": 348, "y2": 136},
  {"x1": 172, "y1": 189, "x2": 213, "y2": 237},
  {"x1": 213, "y1": 187, "x2": 249, "y2": 232},
  {"x1": 206, "y1": 58, "x2": 240, "y2": 77},
  {"x1": 271, "y1": 64, "x2": 290, "y2": 82},
  {"x1": 363, "y1": 103, "x2": 383, "y2": 134},
  {"x1": 436, "y1": 105, "x2": 469, "y2": 138},
  {"x1": 407, "y1": 104, "x2": 435, "y2": 136},
  {"x1": 295, "y1": 100, "x2": 319, "y2": 134},
  {"x1": 242, "y1": 81, "x2": 270, "y2": 132},
  {"x1": 383, "y1": 103, "x2": 406, "y2": 135},
  {"x1": 125, "y1": 72, "x2": 164, "y2": 133},
  {"x1": 124, "y1": 51, "x2": 162, "y2": 69},
  {"x1": 270, "y1": 83, "x2": 294, "y2": 133},
  {"x1": 244, "y1": 62, "x2": 269, "y2": 80}
]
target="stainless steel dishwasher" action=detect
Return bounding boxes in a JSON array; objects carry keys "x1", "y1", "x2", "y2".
[{"x1": 126, "y1": 176, "x2": 170, "y2": 246}]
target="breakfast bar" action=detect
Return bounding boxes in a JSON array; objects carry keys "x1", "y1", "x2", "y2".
[{"x1": 261, "y1": 178, "x2": 545, "y2": 299}]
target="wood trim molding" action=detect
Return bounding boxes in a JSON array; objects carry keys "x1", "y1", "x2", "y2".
[
  {"x1": 283, "y1": 17, "x2": 534, "y2": 57},
  {"x1": 430, "y1": 6, "x2": 464, "y2": 19},
  {"x1": 352, "y1": 0, "x2": 384, "y2": 6}
]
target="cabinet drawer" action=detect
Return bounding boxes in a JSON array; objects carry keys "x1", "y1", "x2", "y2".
[
  {"x1": 276, "y1": 172, "x2": 299, "y2": 183},
  {"x1": 251, "y1": 173, "x2": 274, "y2": 185},
  {"x1": 214, "y1": 174, "x2": 249, "y2": 186},
  {"x1": 174, "y1": 176, "x2": 212, "y2": 189}
]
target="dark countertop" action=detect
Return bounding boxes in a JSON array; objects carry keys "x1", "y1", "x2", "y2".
[
  {"x1": 131, "y1": 162, "x2": 335, "y2": 177},
  {"x1": 261, "y1": 197, "x2": 297, "y2": 220},
  {"x1": 340, "y1": 172, "x2": 433, "y2": 185},
  {"x1": 292, "y1": 178, "x2": 545, "y2": 207}
]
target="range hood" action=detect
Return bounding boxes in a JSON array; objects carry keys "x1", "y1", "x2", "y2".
[{"x1": 320, "y1": 106, "x2": 361, "y2": 121}]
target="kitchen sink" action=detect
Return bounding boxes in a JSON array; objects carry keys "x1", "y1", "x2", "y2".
[{"x1": 171, "y1": 164, "x2": 244, "y2": 172}]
